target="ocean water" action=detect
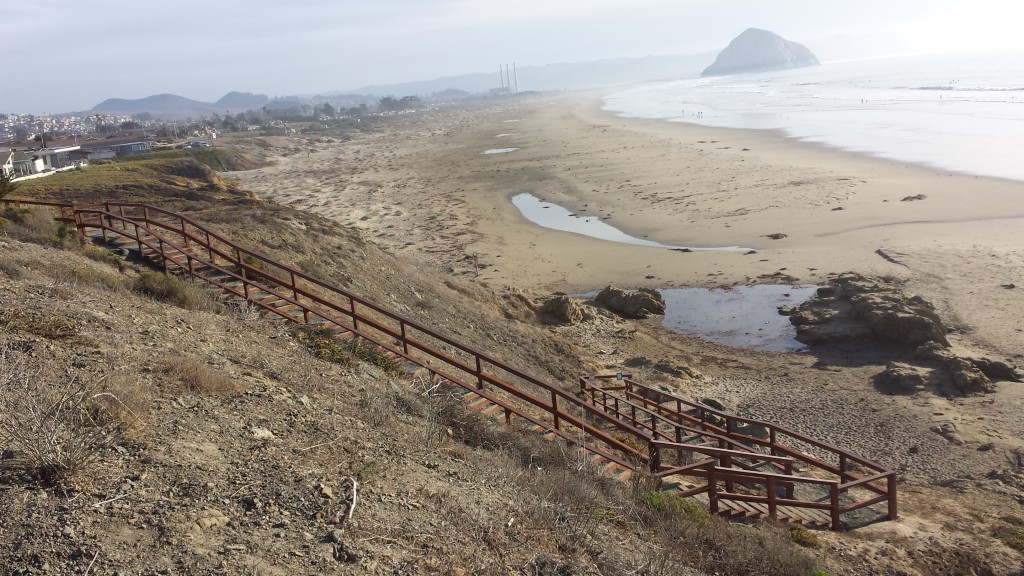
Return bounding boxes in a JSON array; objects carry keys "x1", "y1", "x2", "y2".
[{"x1": 603, "y1": 51, "x2": 1024, "y2": 182}]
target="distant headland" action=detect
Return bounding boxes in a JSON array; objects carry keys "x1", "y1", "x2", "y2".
[{"x1": 702, "y1": 28, "x2": 820, "y2": 77}]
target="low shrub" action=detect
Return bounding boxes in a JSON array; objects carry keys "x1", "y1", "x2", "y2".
[
  {"x1": 789, "y1": 523, "x2": 822, "y2": 548},
  {"x1": 296, "y1": 326, "x2": 356, "y2": 366},
  {"x1": 134, "y1": 271, "x2": 221, "y2": 312},
  {"x1": 0, "y1": 309, "x2": 79, "y2": 340},
  {"x1": 0, "y1": 354, "x2": 123, "y2": 484},
  {"x1": 993, "y1": 517, "x2": 1024, "y2": 551},
  {"x1": 641, "y1": 490, "x2": 710, "y2": 524},
  {"x1": 159, "y1": 355, "x2": 240, "y2": 396},
  {"x1": 81, "y1": 245, "x2": 125, "y2": 271},
  {"x1": 1, "y1": 207, "x2": 80, "y2": 248}
]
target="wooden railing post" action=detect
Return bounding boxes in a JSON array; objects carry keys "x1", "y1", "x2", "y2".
[
  {"x1": 133, "y1": 223, "x2": 143, "y2": 253},
  {"x1": 648, "y1": 441, "x2": 661, "y2": 473},
  {"x1": 888, "y1": 474, "x2": 898, "y2": 520},
  {"x1": 708, "y1": 465, "x2": 719, "y2": 514},
  {"x1": 551, "y1": 391, "x2": 560, "y2": 431},
  {"x1": 767, "y1": 476, "x2": 778, "y2": 520},
  {"x1": 400, "y1": 321, "x2": 409, "y2": 354},
  {"x1": 475, "y1": 356, "x2": 484, "y2": 389},
  {"x1": 829, "y1": 483, "x2": 841, "y2": 530},
  {"x1": 785, "y1": 461, "x2": 795, "y2": 499}
]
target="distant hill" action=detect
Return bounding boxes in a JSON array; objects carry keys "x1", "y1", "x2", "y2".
[
  {"x1": 91, "y1": 92, "x2": 270, "y2": 119},
  {"x1": 215, "y1": 92, "x2": 270, "y2": 110},
  {"x1": 702, "y1": 28, "x2": 819, "y2": 77},
  {"x1": 87, "y1": 53, "x2": 718, "y2": 120},
  {"x1": 92, "y1": 94, "x2": 215, "y2": 118}
]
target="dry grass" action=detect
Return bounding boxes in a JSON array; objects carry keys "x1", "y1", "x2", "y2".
[
  {"x1": 159, "y1": 355, "x2": 240, "y2": 396},
  {"x1": 0, "y1": 258, "x2": 25, "y2": 278},
  {"x1": 994, "y1": 515, "x2": 1024, "y2": 552},
  {"x1": 416, "y1": 378, "x2": 825, "y2": 576},
  {"x1": 0, "y1": 309, "x2": 80, "y2": 340},
  {"x1": 81, "y1": 244, "x2": 126, "y2": 271},
  {"x1": 0, "y1": 353, "x2": 126, "y2": 485},
  {"x1": 134, "y1": 271, "x2": 222, "y2": 312},
  {"x1": 0, "y1": 206, "x2": 80, "y2": 248}
]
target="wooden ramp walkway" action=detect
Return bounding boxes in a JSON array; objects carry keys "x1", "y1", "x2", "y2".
[{"x1": 4, "y1": 198, "x2": 898, "y2": 530}]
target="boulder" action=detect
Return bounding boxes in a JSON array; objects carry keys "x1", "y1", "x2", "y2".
[
  {"x1": 875, "y1": 362, "x2": 927, "y2": 394},
  {"x1": 914, "y1": 342, "x2": 998, "y2": 395},
  {"x1": 595, "y1": 286, "x2": 666, "y2": 319},
  {"x1": 538, "y1": 295, "x2": 584, "y2": 325},
  {"x1": 702, "y1": 28, "x2": 820, "y2": 77},
  {"x1": 970, "y1": 357, "x2": 1023, "y2": 383},
  {"x1": 789, "y1": 274, "x2": 948, "y2": 347},
  {"x1": 945, "y1": 356, "x2": 995, "y2": 395}
]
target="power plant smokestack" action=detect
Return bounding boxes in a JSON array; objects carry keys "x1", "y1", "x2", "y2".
[{"x1": 513, "y1": 62, "x2": 519, "y2": 93}]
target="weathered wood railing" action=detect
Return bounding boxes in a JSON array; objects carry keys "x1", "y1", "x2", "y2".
[
  {"x1": 3, "y1": 200, "x2": 655, "y2": 472},
  {"x1": 3, "y1": 198, "x2": 898, "y2": 529},
  {"x1": 580, "y1": 374, "x2": 898, "y2": 528}
]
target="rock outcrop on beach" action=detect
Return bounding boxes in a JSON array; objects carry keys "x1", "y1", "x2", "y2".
[
  {"x1": 538, "y1": 294, "x2": 585, "y2": 325},
  {"x1": 791, "y1": 274, "x2": 1022, "y2": 396},
  {"x1": 788, "y1": 274, "x2": 948, "y2": 347},
  {"x1": 702, "y1": 28, "x2": 820, "y2": 77},
  {"x1": 595, "y1": 286, "x2": 666, "y2": 319}
]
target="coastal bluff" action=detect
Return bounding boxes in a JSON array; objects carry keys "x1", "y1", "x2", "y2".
[{"x1": 702, "y1": 28, "x2": 819, "y2": 77}]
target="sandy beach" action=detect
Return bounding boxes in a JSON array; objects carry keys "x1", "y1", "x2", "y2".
[
  {"x1": 207, "y1": 93, "x2": 1024, "y2": 570},
  {"x1": 229, "y1": 92, "x2": 1024, "y2": 360}
]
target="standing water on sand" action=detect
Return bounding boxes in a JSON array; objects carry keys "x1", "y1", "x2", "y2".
[
  {"x1": 659, "y1": 285, "x2": 819, "y2": 352},
  {"x1": 605, "y1": 50, "x2": 1024, "y2": 182},
  {"x1": 511, "y1": 193, "x2": 748, "y2": 251}
]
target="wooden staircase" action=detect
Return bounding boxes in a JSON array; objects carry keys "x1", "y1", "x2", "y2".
[{"x1": 5, "y1": 199, "x2": 898, "y2": 530}]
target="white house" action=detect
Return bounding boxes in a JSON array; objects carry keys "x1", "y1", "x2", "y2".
[{"x1": 1, "y1": 150, "x2": 12, "y2": 177}]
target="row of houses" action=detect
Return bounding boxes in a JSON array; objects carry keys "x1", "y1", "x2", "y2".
[{"x1": 1, "y1": 141, "x2": 152, "y2": 179}]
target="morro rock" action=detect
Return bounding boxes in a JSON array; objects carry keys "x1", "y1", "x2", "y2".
[{"x1": 702, "y1": 28, "x2": 819, "y2": 77}]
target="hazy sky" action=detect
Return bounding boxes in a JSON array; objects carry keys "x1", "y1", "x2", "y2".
[{"x1": 3, "y1": 0, "x2": 1021, "y2": 114}]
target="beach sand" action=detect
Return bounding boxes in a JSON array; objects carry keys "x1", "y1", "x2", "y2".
[
  {"x1": 222, "y1": 93, "x2": 1024, "y2": 567},
  {"x1": 228, "y1": 92, "x2": 1024, "y2": 361}
]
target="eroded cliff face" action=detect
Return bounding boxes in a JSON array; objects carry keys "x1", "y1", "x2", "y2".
[{"x1": 702, "y1": 28, "x2": 819, "y2": 77}]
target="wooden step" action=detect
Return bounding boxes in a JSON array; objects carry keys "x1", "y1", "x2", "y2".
[{"x1": 480, "y1": 404, "x2": 504, "y2": 417}]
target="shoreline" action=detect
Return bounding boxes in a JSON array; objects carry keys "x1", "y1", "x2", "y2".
[{"x1": 227, "y1": 91, "x2": 1024, "y2": 359}]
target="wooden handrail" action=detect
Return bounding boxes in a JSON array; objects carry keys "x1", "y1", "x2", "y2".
[
  {"x1": 651, "y1": 440, "x2": 794, "y2": 466},
  {"x1": 580, "y1": 373, "x2": 898, "y2": 528},
  {"x1": 67, "y1": 204, "x2": 655, "y2": 471},
  {"x1": 10, "y1": 198, "x2": 898, "y2": 530},
  {"x1": 611, "y1": 376, "x2": 891, "y2": 474}
]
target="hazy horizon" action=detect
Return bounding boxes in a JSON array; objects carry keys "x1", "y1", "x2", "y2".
[{"x1": 3, "y1": 0, "x2": 1023, "y2": 115}]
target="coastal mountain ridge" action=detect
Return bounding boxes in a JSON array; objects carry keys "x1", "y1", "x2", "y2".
[
  {"x1": 86, "y1": 54, "x2": 717, "y2": 119},
  {"x1": 91, "y1": 91, "x2": 271, "y2": 119},
  {"x1": 702, "y1": 28, "x2": 820, "y2": 77}
]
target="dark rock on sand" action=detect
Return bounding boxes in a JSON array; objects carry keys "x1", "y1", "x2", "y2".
[
  {"x1": 538, "y1": 295, "x2": 584, "y2": 325},
  {"x1": 917, "y1": 340, "x2": 995, "y2": 393},
  {"x1": 595, "y1": 286, "x2": 666, "y2": 319},
  {"x1": 875, "y1": 361, "x2": 928, "y2": 394},
  {"x1": 789, "y1": 273, "x2": 949, "y2": 347}
]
